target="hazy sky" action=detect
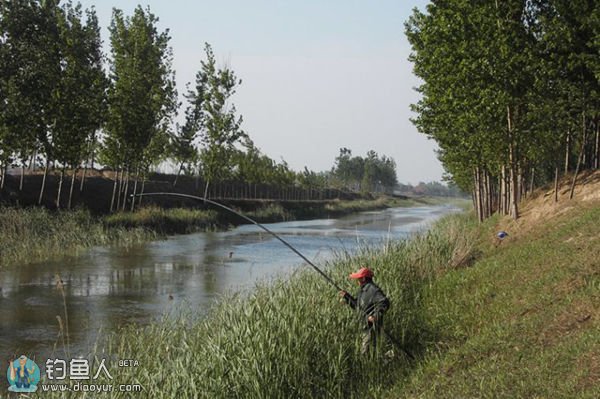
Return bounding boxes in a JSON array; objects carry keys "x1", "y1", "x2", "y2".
[{"x1": 76, "y1": 0, "x2": 441, "y2": 184}]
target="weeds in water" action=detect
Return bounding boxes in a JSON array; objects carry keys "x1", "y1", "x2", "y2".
[
  {"x1": 0, "y1": 207, "x2": 155, "y2": 268},
  {"x1": 104, "y1": 206, "x2": 218, "y2": 233},
  {"x1": 244, "y1": 204, "x2": 292, "y2": 222}
]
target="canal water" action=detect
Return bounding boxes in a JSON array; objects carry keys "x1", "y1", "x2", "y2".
[{"x1": 0, "y1": 204, "x2": 459, "y2": 362}]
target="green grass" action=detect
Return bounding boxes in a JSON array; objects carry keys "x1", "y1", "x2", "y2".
[
  {"x1": 0, "y1": 207, "x2": 154, "y2": 267},
  {"x1": 39, "y1": 200, "x2": 598, "y2": 398},
  {"x1": 41, "y1": 211, "x2": 478, "y2": 398},
  {"x1": 244, "y1": 203, "x2": 293, "y2": 222},
  {"x1": 323, "y1": 196, "x2": 444, "y2": 213},
  {"x1": 382, "y1": 204, "x2": 600, "y2": 398}
]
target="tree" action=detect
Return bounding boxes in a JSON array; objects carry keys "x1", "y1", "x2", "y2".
[
  {"x1": 197, "y1": 43, "x2": 246, "y2": 198},
  {"x1": 333, "y1": 148, "x2": 396, "y2": 193},
  {"x1": 0, "y1": 0, "x2": 62, "y2": 203},
  {"x1": 103, "y1": 5, "x2": 176, "y2": 211},
  {"x1": 170, "y1": 51, "x2": 207, "y2": 187},
  {"x1": 53, "y1": 2, "x2": 107, "y2": 209},
  {"x1": 405, "y1": 1, "x2": 598, "y2": 221}
]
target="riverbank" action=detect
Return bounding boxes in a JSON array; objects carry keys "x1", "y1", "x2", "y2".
[
  {"x1": 39, "y1": 172, "x2": 599, "y2": 398},
  {"x1": 0, "y1": 196, "x2": 448, "y2": 268},
  {"x1": 43, "y1": 208, "x2": 478, "y2": 398}
]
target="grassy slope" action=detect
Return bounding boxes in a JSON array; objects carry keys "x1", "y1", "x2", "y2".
[{"x1": 384, "y1": 179, "x2": 599, "y2": 398}]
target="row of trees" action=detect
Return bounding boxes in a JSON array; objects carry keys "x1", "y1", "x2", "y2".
[
  {"x1": 0, "y1": 2, "x2": 310, "y2": 210},
  {"x1": 331, "y1": 148, "x2": 398, "y2": 193},
  {"x1": 396, "y1": 181, "x2": 464, "y2": 198},
  {"x1": 0, "y1": 1, "x2": 403, "y2": 211},
  {"x1": 0, "y1": 0, "x2": 106, "y2": 208},
  {"x1": 406, "y1": 0, "x2": 599, "y2": 221}
]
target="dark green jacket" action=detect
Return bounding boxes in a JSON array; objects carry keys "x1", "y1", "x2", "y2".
[{"x1": 343, "y1": 281, "x2": 390, "y2": 329}]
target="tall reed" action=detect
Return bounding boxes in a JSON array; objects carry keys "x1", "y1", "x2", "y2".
[{"x1": 0, "y1": 207, "x2": 153, "y2": 267}]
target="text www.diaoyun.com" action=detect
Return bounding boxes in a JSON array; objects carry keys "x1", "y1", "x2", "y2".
[{"x1": 41, "y1": 382, "x2": 144, "y2": 393}]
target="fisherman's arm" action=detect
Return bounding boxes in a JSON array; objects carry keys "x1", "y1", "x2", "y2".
[{"x1": 339, "y1": 291, "x2": 357, "y2": 308}]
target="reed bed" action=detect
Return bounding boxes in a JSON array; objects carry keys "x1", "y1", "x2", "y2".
[
  {"x1": 0, "y1": 207, "x2": 153, "y2": 267},
  {"x1": 69, "y1": 212, "x2": 477, "y2": 399},
  {"x1": 244, "y1": 203, "x2": 293, "y2": 222},
  {"x1": 104, "y1": 206, "x2": 218, "y2": 233}
]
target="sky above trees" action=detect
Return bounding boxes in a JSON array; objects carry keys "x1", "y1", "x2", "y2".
[{"x1": 75, "y1": 0, "x2": 440, "y2": 184}]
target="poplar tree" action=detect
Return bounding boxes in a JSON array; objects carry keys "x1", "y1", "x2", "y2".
[
  {"x1": 53, "y1": 2, "x2": 106, "y2": 208},
  {"x1": 103, "y1": 5, "x2": 176, "y2": 211},
  {"x1": 196, "y1": 43, "x2": 246, "y2": 198},
  {"x1": 406, "y1": 1, "x2": 598, "y2": 221},
  {"x1": 0, "y1": 0, "x2": 61, "y2": 202}
]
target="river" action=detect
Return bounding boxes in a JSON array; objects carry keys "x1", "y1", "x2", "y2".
[{"x1": 0, "y1": 204, "x2": 459, "y2": 362}]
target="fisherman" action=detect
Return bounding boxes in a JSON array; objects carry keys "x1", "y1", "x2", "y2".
[{"x1": 340, "y1": 267, "x2": 390, "y2": 355}]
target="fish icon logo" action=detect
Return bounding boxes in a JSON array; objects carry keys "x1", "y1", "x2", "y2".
[{"x1": 7, "y1": 355, "x2": 40, "y2": 393}]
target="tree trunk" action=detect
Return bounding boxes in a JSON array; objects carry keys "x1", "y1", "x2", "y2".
[
  {"x1": 130, "y1": 168, "x2": 140, "y2": 212},
  {"x1": 529, "y1": 167, "x2": 535, "y2": 196},
  {"x1": 482, "y1": 169, "x2": 489, "y2": 218},
  {"x1": 116, "y1": 168, "x2": 123, "y2": 211},
  {"x1": 121, "y1": 168, "x2": 130, "y2": 211},
  {"x1": 507, "y1": 106, "x2": 519, "y2": 219},
  {"x1": 80, "y1": 162, "x2": 88, "y2": 192},
  {"x1": 31, "y1": 148, "x2": 37, "y2": 171},
  {"x1": 500, "y1": 165, "x2": 505, "y2": 214},
  {"x1": 564, "y1": 129, "x2": 571, "y2": 173},
  {"x1": 204, "y1": 180, "x2": 210, "y2": 200},
  {"x1": 110, "y1": 169, "x2": 119, "y2": 213},
  {"x1": 518, "y1": 163, "x2": 525, "y2": 203},
  {"x1": 38, "y1": 159, "x2": 50, "y2": 205},
  {"x1": 173, "y1": 163, "x2": 183, "y2": 187},
  {"x1": 0, "y1": 162, "x2": 5, "y2": 191},
  {"x1": 475, "y1": 167, "x2": 483, "y2": 222},
  {"x1": 19, "y1": 164, "x2": 25, "y2": 191},
  {"x1": 497, "y1": 175, "x2": 502, "y2": 214},
  {"x1": 56, "y1": 168, "x2": 65, "y2": 209},
  {"x1": 554, "y1": 166, "x2": 559, "y2": 203},
  {"x1": 569, "y1": 112, "x2": 588, "y2": 200},
  {"x1": 68, "y1": 169, "x2": 77, "y2": 210},
  {"x1": 487, "y1": 170, "x2": 493, "y2": 216},
  {"x1": 594, "y1": 118, "x2": 600, "y2": 169},
  {"x1": 139, "y1": 176, "x2": 146, "y2": 206}
]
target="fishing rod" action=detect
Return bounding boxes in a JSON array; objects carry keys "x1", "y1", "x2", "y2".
[{"x1": 131, "y1": 192, "x2": 414, "y2": 361}]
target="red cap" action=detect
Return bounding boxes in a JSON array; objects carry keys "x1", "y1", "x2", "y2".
[{"x1": 349, "y1": 267, "x2": 374, "y2": 279}]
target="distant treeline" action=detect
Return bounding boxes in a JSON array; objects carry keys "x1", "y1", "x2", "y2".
[
  {"x1": 0, "y1": 1, "x2": 398, "y2": 211},
  {"x1": 406, "y1": 1, "x2": 599, "y2": 221},
  {"x1": 396, "y1": 181, "x2": 465, "y2": 198}
]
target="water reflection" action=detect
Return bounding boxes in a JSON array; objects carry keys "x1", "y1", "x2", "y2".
[{"x1": 0, "y1": 205, "x2": 458, "y2": 361}]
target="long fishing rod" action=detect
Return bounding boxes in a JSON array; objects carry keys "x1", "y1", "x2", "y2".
[{"x1": 131, "y1": 192, "x2": 414, "y2": 361}]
